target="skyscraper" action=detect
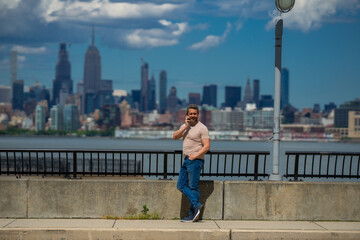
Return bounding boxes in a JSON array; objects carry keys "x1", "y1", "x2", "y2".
[
  {"x1": 253, "y1": 79, "x2": 260, "y2": 108},
  {"x1": 148, "y1": 74, "x2": 156, "y2": 111},
  {"x1": 12, "y1": 80, "x2": 24, "y2": 110},
  {"x1": 140, "y1": 60, "x2": 149, "y2": 112},
  {"x1": 35, "y1": 105, "x2": 46, "y2": 131},
  {"x1": 10, "y1": 50, "x2": 17, "y2": 99},
  {"x1": 202, "y1": 84, "x2": 217, "y2": 107},
  {"x1": 52, "y1": 43, "x2": 73, "y2": 106},
  {"x1": 189, "y1": 93, "x2": 201, "y2": 105},
  {"x1": 167, "y1": 86, "x2": 179, "y2": 113},
  {"x1": 159, "y1": 70, "x2": 167, "y2": 114},
  {"x1": 64, "y1": 104, "x2": 79, "y2": 131},
  {"x1": 225, "y1": 86, "x2": 241, "y2": 109},
  {"x1": 243, "y1": 77, "x2": 253, "y2": 105},
  {"x1": 83, "y1": 25, "x2": 101, "y2": 113},
  {"x1": 281, "y1": 68, "x2": 289, "y2": 110},
  {"x1": 50, "y1": 105, "x2": 64, "y2": 131}
]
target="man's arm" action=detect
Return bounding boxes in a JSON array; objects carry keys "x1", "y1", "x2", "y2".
[
  {"x1": 173, "y1": 124, "x2": 189, "y2": 139},
  {"x1": 188, "y1": 138, "x2": 210, "y2": 160}
]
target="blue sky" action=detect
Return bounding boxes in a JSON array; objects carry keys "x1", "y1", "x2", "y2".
[{"x1": 0, "y1": 0, "x2": 360, "y2": 110}]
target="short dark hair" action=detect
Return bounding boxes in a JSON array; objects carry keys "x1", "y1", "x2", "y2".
[{"x1": 187, "y1": 104, "x2": 199, "y2": 115}]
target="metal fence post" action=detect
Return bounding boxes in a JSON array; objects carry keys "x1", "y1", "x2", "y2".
[
  {"x1": 254, "y1": 154, "x2": 259, "y2": 181},
  {"x1": 294, "y1": 154, "x2": 299, "y2": 181},
  {"x1": 73, "y1": 152, "x2": 77, "y2": 179},
  {"x1": 163, "y1": 153, "x2": 168, "y2": 180}
]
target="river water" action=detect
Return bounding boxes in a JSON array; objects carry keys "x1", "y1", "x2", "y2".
[{"x1": 1, "y1": 136, "x2": 359, "y2": 182}]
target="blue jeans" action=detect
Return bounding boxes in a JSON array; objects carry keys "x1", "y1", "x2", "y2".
[{"x1": 177, "y1": 157, "x2": 204, "y2": 215}]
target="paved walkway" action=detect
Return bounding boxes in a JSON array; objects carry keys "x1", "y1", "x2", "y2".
[{"x1": 1, "y1": 219, "x2": 360, "y2": 240}]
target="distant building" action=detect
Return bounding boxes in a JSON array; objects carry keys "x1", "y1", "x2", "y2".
[
  {"x1": 167, "y1": 86, "x2": 179, "y2": 113},
  {"x1": 83, "y1": 25, "x2": 101, "y2": 114},
  {"x1": 324, "y1": 102, "x2": 336, "y2": 114},
  {"x1": 131, "y1": 90, "x2": 141, "y2": 110},
  {"x1": 280, "y1": 68, "x2": 289, "y2": 109},
  {"x1": 98, "y1": 104, "x2": 121, "y2": 129},
  {"x1": 211, "y1": 108, "x2": 244, "y2": 131},
  {"x1": 50, "y1": 105, "x2": 64, "y2": 131},
  {"x1": 52, "y1": 43, "x2": 73, "y2": 106},
  {"x1": 10, "y1": 50, "x2": 17, "y2": 99},
  {"x1": 159, "y1": 70, "x2": 167, "y2": 114},
  {"x1": 244, "y1": 108, "x2": 274, "y2": 129},
  {"x1": 225, "y1": 86, "x2": 241, "y2": 109},
  {"x1": 0, "y1": 86, "x2": 11, "y2": 103},
  {"x1": 348, "y1": 111, "x2": 360, "y2": 139},
  {"x1": 334, "y1": 98, "x2": 360, "y2": 127},
  {"x1": 188, "y1": 93, "x2": 201, "y2": 106},
  {"x1": 35, "y1": 105, "x2": 46, "y2": 131},
  {"x1": 140, "y1": 60, "x2": 149, "y2": 112},
  {"x1": 243, "y1": 77, "x2": 253, "y2": 105},
  {"x1": 12, "y1": 80, "x2": 24, "y2": 110},
  {"x1": 253, "y1": 79, "x2": 260, "y2": 108},
  {"x1": 64, "y1": 104, "x2": 79, "y2": 131},
  {"x1": 202, "y1": 84, "x2": 217, "y2": 107},
  {"x1": 148, "y1": 74, "x2": 156, "y2": 111},
  {"x1": 259, "y1": 95, "x2": 274, "y2": 108}
]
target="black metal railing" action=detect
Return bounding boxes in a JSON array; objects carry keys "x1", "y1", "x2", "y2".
[
  {"x1": 0, "y1": 149, "x2": 270, "y2": 180},
  {"x1": 285, "y1": 152, "x2": 360, "y2": 181}
]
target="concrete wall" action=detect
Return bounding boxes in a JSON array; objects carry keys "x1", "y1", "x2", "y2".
[
  {"x1": 1, "y1": 178, "x2": 359, "y2": 220},
  {"x1": 224, "y1": 181, "x2": 360, "y2": 221}
]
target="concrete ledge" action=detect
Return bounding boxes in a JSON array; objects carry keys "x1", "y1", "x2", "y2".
[
  {"x1": 231, "y1": 230, "x2": 360, "y2": 240},
  {"x1": 224, "y1": 181, "x2": 360, "y2": 220},
  {"x1": 0, "y1": 179, "x2": 27, "y2": 218}
]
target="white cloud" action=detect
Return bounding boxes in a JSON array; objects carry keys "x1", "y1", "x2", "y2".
[
  {"x1": 266, "y1": 0, "x2": 360, "y2": 32},
  {"x1": 124, "y1": 20, "x2": 189, "y2": 48},
  {"x1": 37, "y1": 0, "x2": 186, "y2": 23},
  {"x1": 11, "y1": 45, "x2": 46, "y2": 54},
  {"x1": 188, "y1": 22, "x2": 232, "y2": 51}
]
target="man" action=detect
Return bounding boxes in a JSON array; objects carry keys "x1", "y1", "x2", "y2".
[{"x1": 173, "y1": 104, "x2": 210, "y2": 222}]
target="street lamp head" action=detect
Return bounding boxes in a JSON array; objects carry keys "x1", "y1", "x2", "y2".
[{"x1": 275, "y1": 0, "x2": 295, "y2": 13}]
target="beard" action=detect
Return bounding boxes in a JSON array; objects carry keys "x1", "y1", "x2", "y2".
[{"x1": 189, "y1": 117, "x2": 198, "y2": 123}]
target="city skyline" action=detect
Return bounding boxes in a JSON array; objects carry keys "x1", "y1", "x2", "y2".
[{"x1": 0, "y1": 0, "x2": 360, "y2": 109}]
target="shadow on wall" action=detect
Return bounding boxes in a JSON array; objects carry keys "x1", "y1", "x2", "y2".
[{"x1": 180, "y1": 181, "x2": 215, "y2": 219}]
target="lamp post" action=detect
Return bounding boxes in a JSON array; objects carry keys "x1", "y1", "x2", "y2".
[{"x1": 269, "y1": 0, "x2": 295, "y2": 181}]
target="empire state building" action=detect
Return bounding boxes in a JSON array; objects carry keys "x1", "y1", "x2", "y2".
[{"x1": 83, "y1": 25, "x2": 101, "y2": 113}]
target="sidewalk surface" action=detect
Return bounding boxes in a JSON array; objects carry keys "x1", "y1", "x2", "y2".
[{"x1": 1, "y1": 219, "x2": 360, "y2": 240}]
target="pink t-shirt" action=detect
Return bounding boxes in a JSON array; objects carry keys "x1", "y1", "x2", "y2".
[{"x1": 181, "y1": 121, "x2": 210, "y2": 159}]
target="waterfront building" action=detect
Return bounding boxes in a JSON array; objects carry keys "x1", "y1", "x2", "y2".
[
  {"x1": 35, "y1": 105, "x2": 46, "y2": 131},
  {"x1": 64, "y1": 104, "x2": 79, "y2": 131},
  {"x1": 334, "y1": 98, "x2": 360, "y2": 128},
  {"x1": 259, "y1": 95, "x2": 274, "y2": 108},
  {"x1": 97, "y1": 79, "x2": 114, "y2": 108},
  {"x1": 211, "y1": 108, "x2": 244, "y2": 131},
  {"x1": 50, "y1": 105, "x2": 64, "y2": 131},
  {"x1": 280, "y1": 68, "x2": 289, "y2": 110},
  {"x1": 225, "y1": 86, "x2": 241, "y2": 109},
  {"x1": 244, "y1": 107, "x2": 273, "y2": 129},
  {"x1": 348, "y1": 111, "x2": 360, "y2": 139},
  {"x1": 324, "y1": 102, "x2": 337, "y2": 114},
  {"x1": 253, "y1": 79, "x2": 260, "y2": 108},
  {"x1": 140, "y1": 60, "x2": 149, "y2": 112},
  {"x1": 12, "y1": 80, "x2": 24, "y2": 110},
  {"x1": 202, "y1": 84, "x2": 217, "y2": 107},
  {"x1": 98, "y1": 104, "x2": 121, "y2": 129},
  {"x1": 52, "y1": 43, "x2": 73, "y2": 106},
  {"x1": 159, "y1": 70, "x2": 167, "y2": 114},
  {"x1": 189, "y1": 93, "x2": 201, "y2": 106}
]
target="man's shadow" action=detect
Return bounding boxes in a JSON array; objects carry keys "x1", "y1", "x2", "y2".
[{"x1": 179, "y1": 180, "x2": 215, "y2": 220}]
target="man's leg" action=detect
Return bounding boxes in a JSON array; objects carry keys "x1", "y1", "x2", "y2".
[
  {"x1": 187, "y1": 159, "x2": 204, "y2": 221},
  {"x1": 177, "y1": 159, "x2": 194, "y2": 220}
]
